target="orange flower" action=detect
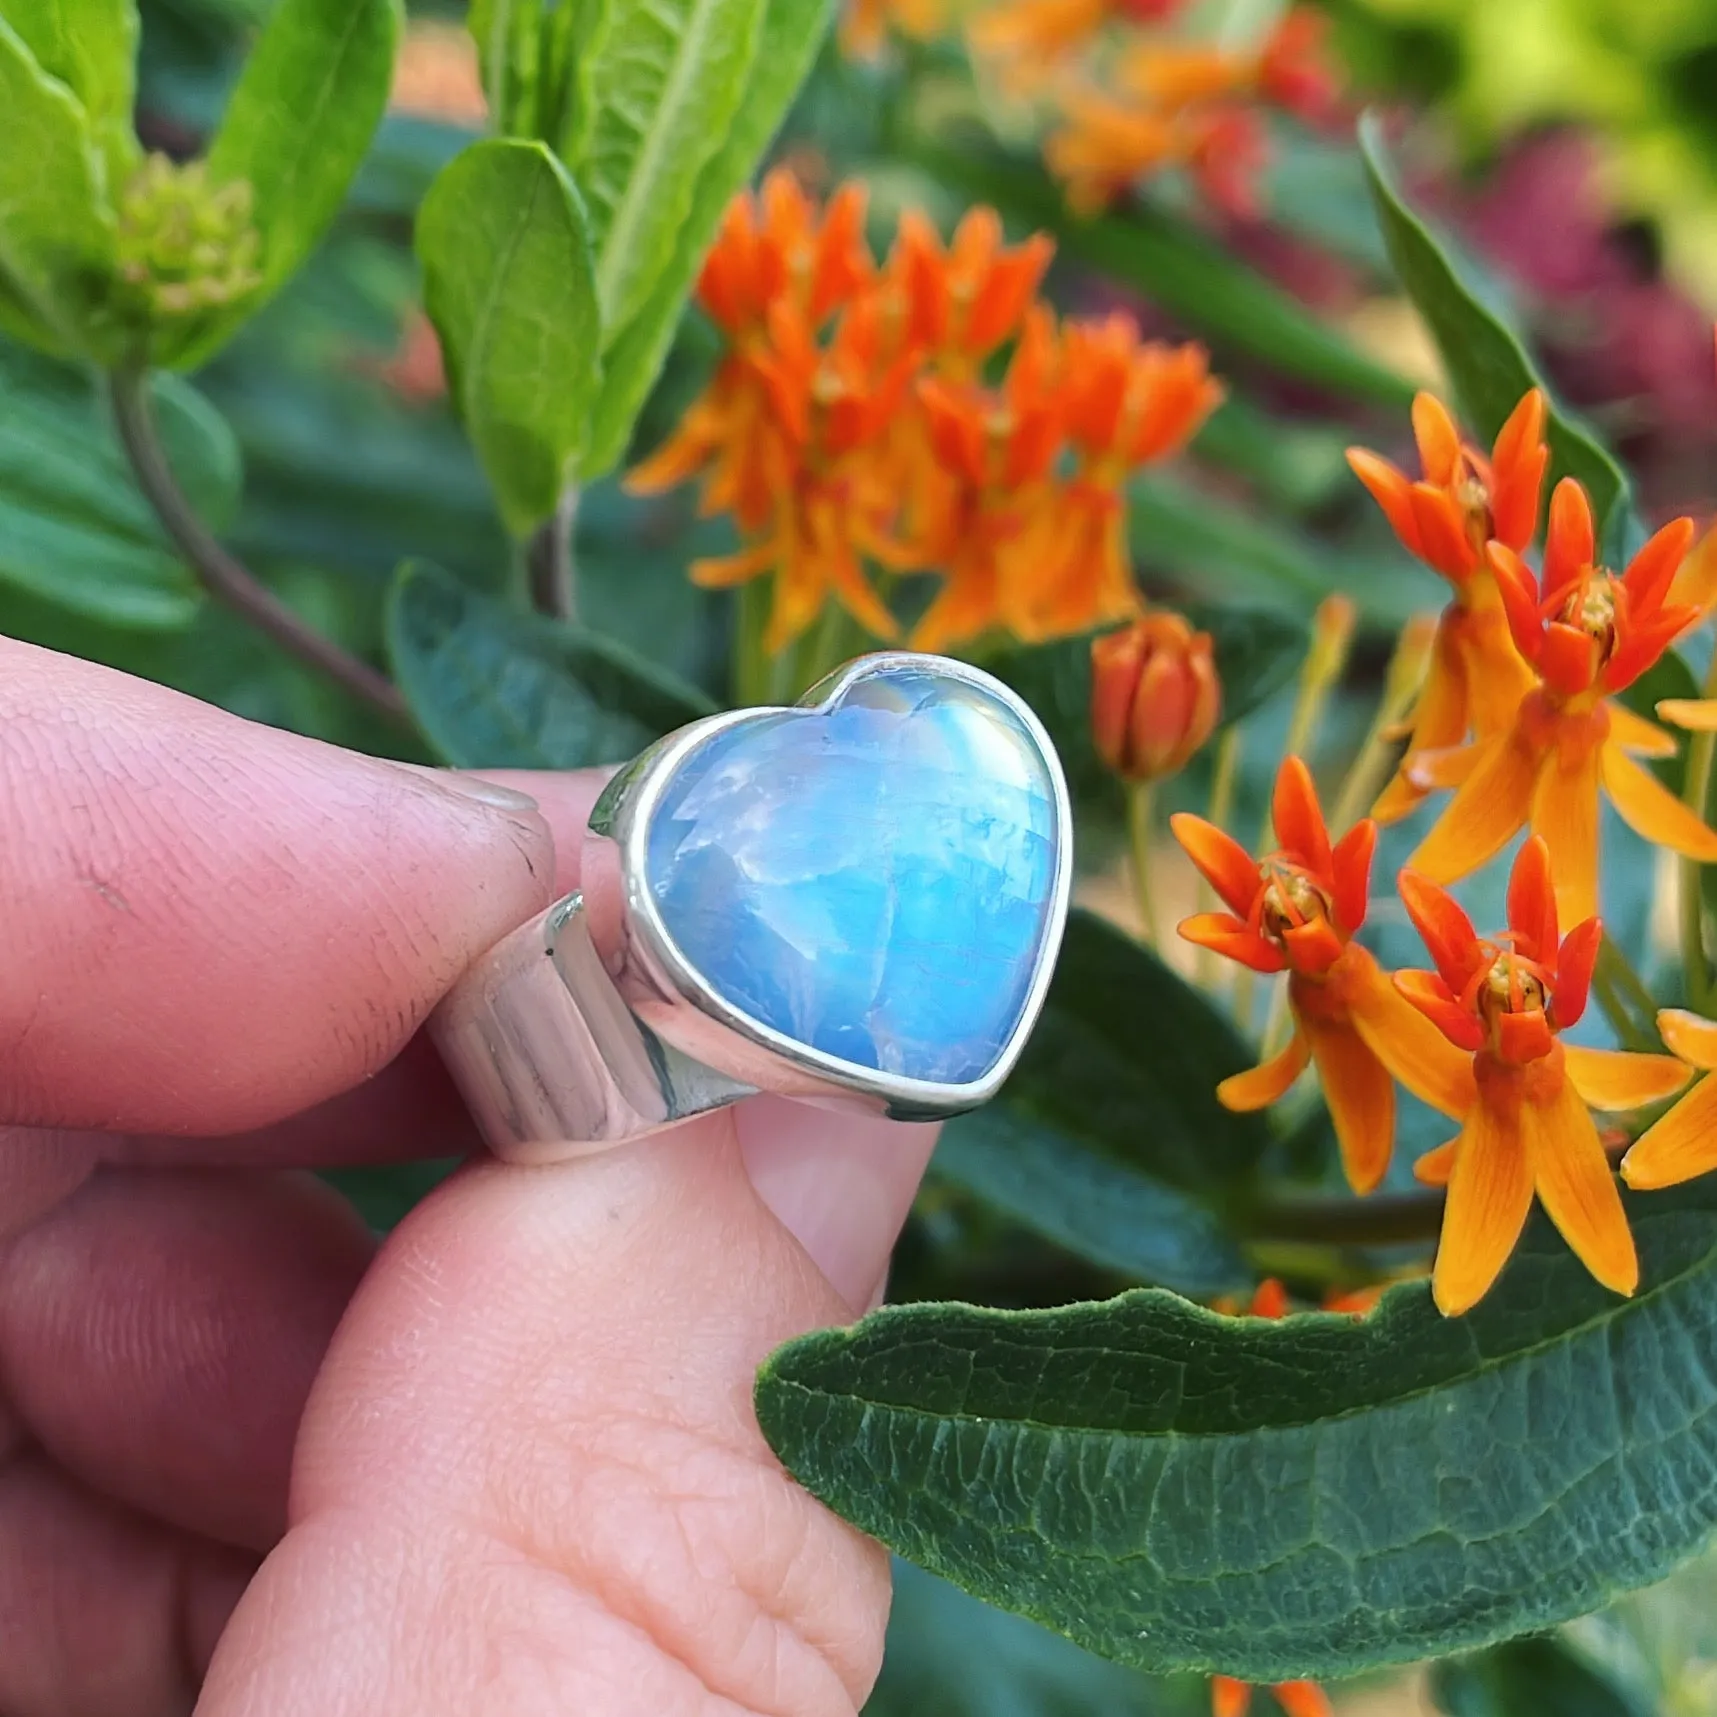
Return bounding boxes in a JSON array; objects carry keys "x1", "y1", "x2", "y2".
[
  {"x1": 1172, "y1": 758, "x2": 1474, "y2": 1194},
  {"x1": 968, "y1": 0, "x2": 1185, "y2": 86},
  {"x1": 1211, "y1": 1674, "x2": 1331, "y2": 1717},
  {"x1": 1396, "y1": 839, "x2": 1689, "y2": 1315},
  {"x1": 1090, "y1": 609, "x2": 1220, "y2": 781},
  {"x1": 1406, "y1": 478, "x2": 1717, "y2": 924},
  {"x1": 1347, "y1": 391, "x2": 1546, "y2": 822},
  {"x1": 1009, "y1": 314, "x2": 1221, "y2": 640},
  {"x1": 840, "y1": 0, "x2": 946, "y2": 58},
  {"x1": 905, "y1": 308, "x2": 1067, "y2": 650},
  {"x1": 1621, "y1": 1010, "x2": 1717, "y2": 1191}
]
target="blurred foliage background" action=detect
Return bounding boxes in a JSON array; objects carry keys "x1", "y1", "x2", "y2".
[{"x1": 6, "y1": 0, "x2": 1717, "y2": 1711}]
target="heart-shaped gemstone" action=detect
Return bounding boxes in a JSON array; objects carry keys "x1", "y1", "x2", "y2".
[{"x1": 643, "y1": 660, "x2": 1065, "y2": 1087}]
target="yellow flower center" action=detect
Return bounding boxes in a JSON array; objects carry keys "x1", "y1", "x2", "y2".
[
  {"x1": 1259, "y1": 861, "x2": 1330, "y2": 942},
  {"x1": 1476, "y1": 950, "x2": 1549, "y2": 1028},
  {"x1": 1454, "y1": 470, "x2": 1493, "y2": 548},
  {"x1": 1557, "y1": 570, "x2": 1618, "y2": 661}
]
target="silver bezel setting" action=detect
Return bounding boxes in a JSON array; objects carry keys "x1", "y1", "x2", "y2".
[{"x1": 587, "y1": 651, "x2": 1074, "y2": 1121}]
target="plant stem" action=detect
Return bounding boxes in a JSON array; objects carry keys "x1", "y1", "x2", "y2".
[
  {"x1": 1329, "y1": 613, "x2": 1436, "y2": 835},
  {"x1": 733, "y1": 579, "x2": 773, "y2": 706},
  {"x1": 1126, "y1": 780, "x2": 1159, "y2": 945},
  {"x1": 1595, "y1": 932, "x2": 1661, "y2": 1052},
  {"x1": 108, "y1": 366, "x2": 410, "y2": 724},
  {"x1": 527, "y1": 485, "x2": 580, "y2": 620},
  {"x1": 1680, "y1": 650, "x2": 1717, "y2": 1013}
]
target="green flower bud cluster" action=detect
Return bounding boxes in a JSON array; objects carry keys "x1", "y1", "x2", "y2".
[{"x1": 115, "y1": 154, "x2": 264, "y2": 323}]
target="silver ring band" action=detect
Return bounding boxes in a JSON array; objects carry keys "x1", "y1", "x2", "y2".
[{"x1": 431, "y1": 652, "x2": 1072, "y2": 1161}]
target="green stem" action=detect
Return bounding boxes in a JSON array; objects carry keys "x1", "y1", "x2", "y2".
[
  {"x1": 108, "y1": 366, "x2": 410, "y2": 724},
  {"x1": 526, "y1": 485, "x2": 580, "y2": 620},
  {"x1": 1127, "y1": 780, "x2": 1159, "y2": 945},
  {"x1": 1680, "y1": 650, "x2": 1717, "y2": 1013},
  {"x1": 1595, "y1": 932, "x2": 1661, "y2": 1053},
  {"x1": 733, "y1": 580, "x2": 773, "y2": 707}
]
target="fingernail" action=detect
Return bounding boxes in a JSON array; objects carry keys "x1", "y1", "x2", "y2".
[
  {"x1": 736, "y1": 1096, "x2": 939, "y2": 1313},
  {"x1": 392, "y1": 763, "x2": 541, "y2": 814}
]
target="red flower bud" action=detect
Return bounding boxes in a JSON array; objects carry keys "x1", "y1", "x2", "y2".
[{"x1": 1090, "y1": 612, "x2": 1220, "y2": 783}]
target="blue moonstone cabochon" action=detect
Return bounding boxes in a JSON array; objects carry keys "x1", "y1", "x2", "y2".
[{"x1": 644, "y1": 664, "x2": 1061, "y2": 1086}]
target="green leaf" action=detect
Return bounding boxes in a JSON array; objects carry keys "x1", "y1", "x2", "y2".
[
  {"x1": 0, "y1": 337, "x2": 232, "y2": 626},
  {"x1": 385, "y1": 558, "x2": 714, "y2": 767},
  {"x1": 2, "y1": 0, "x2": 140, "y2": 180},
  {"x1": 757, "y1": 1179, "x2": 1717, "y2": 1682},
  {"x1": 0, "y1": 19, "x2": 119, "y2": 358},
  {"x1": 985, "y1": 608, "x2": 1307, "y2": 806},
  {"x1": 580, "y1": 0, "x2": 833, "y2": 478},
  {"x1": 904, "y1": 137, "x2": 1414, "y2": 410},
  {"x1": 183, "y1": 0, "x2": 403, "y2": 365},
  {"x1": 1430, "y1": 1637, "x2": 1649, "y2": 1717},
  {"x1": 1004, "y1": 911, "x2": 1271, "y2": 1191},
  {"x1": 932, "y1": 1107, "x2": 1249, "y2": 1296},
  {"x1": 568, "y1": 0, "x2": 765, "y2": 341},
  {"x1": 1358, "y1": 112, "x2": 1636, "y2": 548},
  {"x1": 416, "y1": 138, "x2": 602, "y2": 536}
]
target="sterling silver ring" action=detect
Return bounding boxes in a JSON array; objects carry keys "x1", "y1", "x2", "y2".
[{"x1": 430, "y1": 651, "x2": 1073, "y2": 1162}]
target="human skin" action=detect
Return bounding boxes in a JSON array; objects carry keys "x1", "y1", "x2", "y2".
[{"x1": 0, "y1": 637, "x2": 938, "y2": 1716}]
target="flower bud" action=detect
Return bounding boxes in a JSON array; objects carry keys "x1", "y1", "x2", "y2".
[{"x1": 1090, "y1": 611, "x2": 1220, "y2": 783}]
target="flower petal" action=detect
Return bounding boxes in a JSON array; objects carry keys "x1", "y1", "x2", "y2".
[
  {"x1": 1528, "y1": 737, "x2": 1602, "y2": 929},
  {"x1": 1602, "y1": 740, "x2": 1717, "y2": 862},
  {"x1": 1489, "y1": 388, "x2": 1547, "y2": 549},
  {"x1": 1217, "y1": 1030, "x2": 1312, "y2": 1111},
  {"x1": 1622, "y1": 1073, "x2": 1717, "y2": 1190},
  {"x1": 1409, "y1": 730, "x2": 1539, "y2": 887},
  {"x1": 1659, "y1": 1006, "x2": 1717, "y2": 1071},
  {"x1": 1345, "y1": 947, "x2": 1477, "y2": 1116},
  {"x1": 1330, "y1": 819, "x2": 1376, "y2": 937},
  {"x1": 1497, "y1": 1009, "x2": 1555, "y2": 1063},
  {"x1": 1524, "y1": 1063, "x2": 1638, "y2": 1298},
  {"x1": 1434, "y1": 1078, "x2": 1535, "y2": 1316},
  {"x1": 1271, "y1": 755, "x2": 1332, "y2": 877},
  {"x1": 1656, "y1": 697, "x2": 1717, "y2": 732},
  {"x1": 1552, "y1": 917, "x2": 1601, "y2": 1030},
  {"x1": 1178, "y1": 912, "x2": 1285, "y2": 974},
  {"x1": 1506, "y1": 834, "x2": 1559, "y2": 962},
  {"x1": 1169, "y1": 812, "x2": 1260, "y2": 919},
  {"x1": 1563, "y1": 1045, "x2": 1691, "y2": 1110},
  {"x1": 1397, "y1": 868, "x2": 1481, "y2": 992},
  {"x1": 1411, "y1": 391, "x2": 1462, "y2": 486},
  {"x1": 1394, "y1": 968, "x2": 1486, "y2": 1052},
  {"x1": 1415, "y1": 1138, "x2": 1457, "y2": 1186},
  {"x1": 1299, "y1": 1007, "x2": 1396, "y2": 1194},
  {"x1": 1405, "y1": 743, "x2": 1483, "y2": 793},
  {"x1": 1211, "y1": 1675, "x2": 1252, "y2": 1717},
  {"x1": 1282, "y1": 916, "x2": 1345, "y2": 975},
  {"x1": 1345, "y1": 449, "x2": 1422, "y2": 560},
  {"x1": 1274, "y1": 1683, "x2": 1334, "y2": 1717},
  {"x1": 1622, "y1": 515, "x2": 1696, "y2": 611},
  {"x1": 1543, "y1": 477, "x2": 1595, "y2": 601},
  {"x1": 1606, "y1": 699, "x2": 1679, "y2": 758}
]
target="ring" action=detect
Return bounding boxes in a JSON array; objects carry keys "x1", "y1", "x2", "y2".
[{"x1": 430, "y1": 651, "x2": 1072, "y2": 1162}]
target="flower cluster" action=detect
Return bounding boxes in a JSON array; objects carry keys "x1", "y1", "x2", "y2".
[
  {"x1": 972, "y1": 0, "x2": 1339, "y2": 217},
  {"x1": 1164, "y1": 385, "x2": 1717, "y2": 1317},
  {"x1": 628, "y1": 171, "x2": 1222, "y2": 654}
]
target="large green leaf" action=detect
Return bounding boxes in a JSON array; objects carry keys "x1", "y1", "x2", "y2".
[
  {"x1": 567, "y1": 0, "x2": 764, "y2": 341},
  {"x1": 0, "y1": 19, "x2": 119, "y2": 358},
  {"x1": 386, "y1": 558, "x2": 713, "y2": 767},
  {"x1": 180, "y1": 0, "x2": 403, "y2": 366},
  {"x1": 758, "y1": 1178, "x2": 1717, "y2": 1682},
  {"x1": 416, "y1": 139, "x2": 602, "y2": 536},
  {"x1": 1003, "y1": 911, "x2": 1272, "y2": 1191},
  {"x1": 906, "y1": 138, "x2": 1414, "y2": 410},
  {"x1": 932, "y1": 1107, "x2": 1249, "y2": 1296},
  {"x1": 1358, "y1": 113, "x2": 1636, "y2": 551},
  {"x1": 581, "y1": 0, "x2": 833, "y2": 478},
  {"x1": 2, "y1": 0, "x2": 139, "y2": 180},
  {"x1": 1431, "y1": 1637, "x2": 1647, "y2": 1717},
  {"x1": 0, "y1": 338, "x2": 233, "y2": 626}
]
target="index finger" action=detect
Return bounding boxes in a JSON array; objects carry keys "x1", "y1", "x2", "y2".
[{"x1": 0, "y1": 639, "x2": 555, "y2": 1135}]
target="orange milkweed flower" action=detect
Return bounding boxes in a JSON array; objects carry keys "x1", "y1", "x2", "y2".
[
  {"x1": 905, "y1": 308, "x2": 1068, "y2": 650},
  {"x1": 1406, "y1": 477, "x2": 1717, "y2": 925},
  {"x1": 839, "y1": 0, "x2": 947, "y2": 58},
  {"x1": 1172, "y1": 757, "x2": 1475, "y2": 1194},
  {"x1": 969, "y1": 0, "x2": 1186, "y2": 88},
  {"x1": 1346, "y1": 391, "x2": 1546, "y2": 823},
  {"x1": 1089, "y1": 608, "x2": 1220, "y2": 782},
  {"x1": 1007, "y1": 313, "x2": 1221, "y2": 641},
  {"x1": 1396, "y1": 838, "x2": 1690, "y2": 1316},
  {"x1": 1211, "y1": 1672, "x2": 1331, "y2": 1717},
  {"x1": 1621, "y1": 1010, "x2": 1717, "y2": 1191}
]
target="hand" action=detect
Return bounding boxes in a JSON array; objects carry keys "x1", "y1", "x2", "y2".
[{"x1": 0, "y1": 638, "x2": 938, "y2": 1717}]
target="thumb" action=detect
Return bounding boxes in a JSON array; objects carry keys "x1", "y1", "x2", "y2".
[{"x1": 197, "y1": 1103, "x2": 936, "y2": 1717}]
